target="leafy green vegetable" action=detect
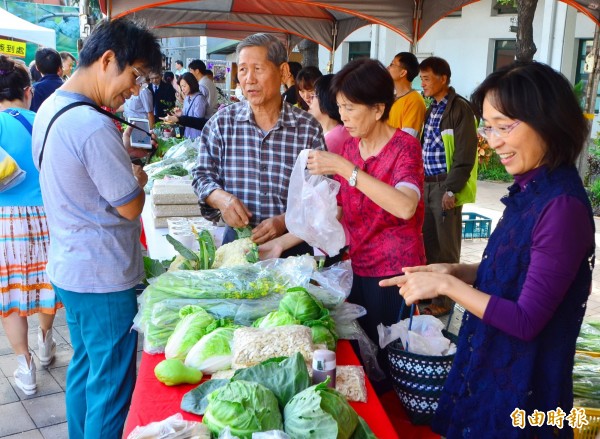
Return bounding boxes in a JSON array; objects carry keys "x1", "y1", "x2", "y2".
[
  {"x1": 202, "y1": 380, "x2": 283, "y2": 439},
  {"x1": 166, "y1": 234, "x2": 200, "y2": 263},
  {"x1": 181, "y1": 379, "x2": 229, "y2": 415},
  {"x1": 284, "y1": 381, "x2": 359, "y2": 439},
  {"x1": 308, "y1": 324, "x2": 338, "y2": 351},
  {"x1": 351, "y1": 417, "x2": 378, "y2": 439},
  {"x1": 155, "y1": 358, "x2": 203, "y2": 386},
  {"x1": 164, "y1": 306, "x2": 215, "y2": 360},
  {"x1": 143, "y1": 256, "x2": 174, "y2": 284},
  {"x1": 252, "y1": 310, "x2": 299, "y2": 328},
  {"x1": 232, "y1": 353, "x2": 310, "y2": 408},
  {"x1": 151, "y1": 164, "x2": 188, "y2": 179},
  {"x1": 185, "y1": 327, "x2": 236, "y2": 374},
  {"x1": 197, "y1": 229, "x2": 216, "y2": 269},
  {"x1": 235, "y1": 226, "x2": 253, "y2": 239},
  {"x1": 573, "y1": 353, "x2": 600, "y2": 406},
  {"x1": 279, "y1": 287, "x2": 325, "y2": 323},
  {"x1": 576, "y1": 321, "x2": 600, "y2": 352}
]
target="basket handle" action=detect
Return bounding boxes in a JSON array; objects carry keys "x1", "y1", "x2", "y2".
[{"x1": 397, "y1": 300, "x2": 416, "y2": 351}]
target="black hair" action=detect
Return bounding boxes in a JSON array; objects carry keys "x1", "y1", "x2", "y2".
[
  {"x1": 60, "y1": 51, "x2": 76, "y2": 62},
  {"x1": 29, "y1": 62, "x2": 42, "y2": 83},
  {"x1": 188, "y1": 59, "x2": 207, "y2": 74},
  {"x1": 206, "y1": 69, "x2": 213, "y2": 77},
  {"x1": 35, "y1": 48, "x2": 62, "y2": 75},
  {"x1": 0, "y1": 55, "x2": 31, "y2": 102},
  {"x1": 471, "y1": 61, "x2": 589, "y2": 170},
  {"x1": 396, "y1": 52, "x2": 420, "y2": 82},
  {"x1": 175, "y1": 60, "x2": 183, "y2": 67},
  {"x1": 296, "y1": 66, "x2": 323, "y2": 91},
  {"x1": 288, "y1": 61, "x2": 303, "y2": 79},
  {"x1": 314, "y1": 74, "x2": 342, "y2": 124},
  {"x1": 79, "y1": 17, "x2": 161, "y2": 73},
  {"x1": 179, "y1": 72, "x2": 199, "y2": 94},
  {"x1": 419, "y1": 56, "x2": 451, "y2": 81},
  {"x1": 331, "y1": 58, "x2": 394, "y2": 122},
  {"x1": 163, "y1": 71, "x2": 174, "y2": 83}
]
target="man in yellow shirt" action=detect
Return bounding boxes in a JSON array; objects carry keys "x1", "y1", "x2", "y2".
[{"x1": 387, "y1": 52, "x2": 426, "y2": 139}]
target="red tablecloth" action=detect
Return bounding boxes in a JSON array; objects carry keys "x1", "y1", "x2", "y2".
[{"x1": 124, "y1": 340, "x2": 400, "y2": 438}]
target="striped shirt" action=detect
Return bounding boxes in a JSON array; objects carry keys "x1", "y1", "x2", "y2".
[
  {"x1": 422, "y1": 96, "x2": 448, "y2": 176},
  {"x1": 192, "y1": 101, "x2": 326, "y2": 226}
]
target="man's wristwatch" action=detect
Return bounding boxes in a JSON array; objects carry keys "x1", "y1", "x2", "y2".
[
  {"x1": 348, "y1": 166, "x2": 359, "y2": 187},
  {"x1": 446, "y1": 190, "x2": 455, "y2": 198}
]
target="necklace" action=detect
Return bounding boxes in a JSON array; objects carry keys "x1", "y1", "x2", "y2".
[{"x1": 396, "y1": 89, "x2": 413, "y2": 99}]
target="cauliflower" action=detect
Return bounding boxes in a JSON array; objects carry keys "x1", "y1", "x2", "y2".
[{"x1": 212, "y1": 238, "x2": 258, "y2": 268}]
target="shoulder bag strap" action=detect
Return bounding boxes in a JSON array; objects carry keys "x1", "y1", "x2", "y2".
[
  {"x1": 38, "y1": 101, "x2": 154, "y2": 168},
  {"x1": 2, "y1": 109, "x2": 33, "y2": 134}
]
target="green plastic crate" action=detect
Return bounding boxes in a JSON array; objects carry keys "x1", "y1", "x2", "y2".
[{"x1": 461, "y1": 213, "x2": 491, "y2": 239}]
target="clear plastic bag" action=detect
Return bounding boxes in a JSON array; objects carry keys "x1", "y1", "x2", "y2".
[
  {"x1": 286, "y1": 149, "x2": 345, "y2": 256},
  {"x1": 377, "y1": 315, "x2": 457, "y2": 356},
  {"x1": 126, "y1": 413, "x2": 210, "y2": 439},
  {"x1": 308, "y1": 260, "x2": 353, "y2": 308},
  {"x1": 0, "y1": 146, "x2": 25, "y2": 192}
]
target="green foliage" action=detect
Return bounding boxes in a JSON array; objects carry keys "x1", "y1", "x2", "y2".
[
  {"x1": 587, "y1": 179, "x2": 600, "y2": 216},
  {"x1": 477, "y1": 153, "x2": 513, "y2": 182}
]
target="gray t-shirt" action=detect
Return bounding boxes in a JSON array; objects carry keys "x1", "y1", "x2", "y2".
[
  {"x1": 123, "y1": 87, "x2": 153, "y2": 120},
  {"x1": 200, "y1": 76, "x2": 218, "y2": 117},
  {"x1": 32, "y1": 90, "x2": 144, "y2": 293}
]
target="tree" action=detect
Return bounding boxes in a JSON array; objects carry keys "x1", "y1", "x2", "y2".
[
  {"x1": 498, "y1": 0, "x2": 539, "y2": 62},
  {"x1": 298, "y1": 40, "x2": 319, "y2": 68}
]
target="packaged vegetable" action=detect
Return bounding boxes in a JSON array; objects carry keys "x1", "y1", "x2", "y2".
[
  {"x1": 251, "y1": 310, "x2": 299, "y2": 329},
  {"x1": 164, "y1": 305, "x2": 215, "y2": 360},
  {"x1": 185, "y1": 327, "x2": 236, "y2": 374}
]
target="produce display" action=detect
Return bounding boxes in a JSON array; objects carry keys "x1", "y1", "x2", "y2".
[
  {"x1": 185, "y1": 326, "x2": 237, "y2": 374},
  {"x1": 164, "y1": 306, "x2": 215, "y2": 361},
  {"x1": 154, "y1": 359, "x2": 203, "y2": 386},
  {"x1": 576, "y1": 320, "x2": 600, "y2": 353},
  {"x1": 573, "y1": 352, "x2": 600, "y2": 408}
]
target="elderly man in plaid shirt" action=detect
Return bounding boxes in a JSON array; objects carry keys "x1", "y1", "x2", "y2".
[
  {"x1": 192, "y1": 33, "x2": 325, "y2": 249},
  {"x1": 419, "y1": 56, "x2": 478, "y2": 317}
]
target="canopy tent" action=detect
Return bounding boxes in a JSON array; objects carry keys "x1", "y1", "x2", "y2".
[
  {"x1": 561, "y1": 0, "x2": 600, "y2": 24},
  {"x1": 98, "y1": 0, "x2": 477, "y2": 51},
  {"x1": 0, "y1": 8, "x2": 56, "y2": 49}
]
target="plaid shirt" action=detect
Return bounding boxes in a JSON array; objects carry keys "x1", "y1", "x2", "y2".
[
  {"x1": 422, "y1": 96, "x2": 448, "y2": 176},
  {"x1": 192, "y1": 101, "x2": 326, "y2": 226}
]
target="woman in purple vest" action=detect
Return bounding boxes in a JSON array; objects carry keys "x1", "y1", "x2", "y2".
[{"x1": 381, "y1": 62, "x2": 595, "y2": 438}]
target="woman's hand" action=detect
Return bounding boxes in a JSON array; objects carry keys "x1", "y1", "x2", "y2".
[
  {"x1": 161, "y1": 115, "x2": 179, "y2": 124},
  {"x1": 380, "y1": 270, "x2": 454, "y2": 306},
  {"x1": 258, "y1": 240, "x2": 284, "y2": 260},
  {"x1": 172, "y1": 108, "x2": 183, "y2": 117},
  {"x1": 307, "y1": 150, "x2": 352, "y2": 177}
]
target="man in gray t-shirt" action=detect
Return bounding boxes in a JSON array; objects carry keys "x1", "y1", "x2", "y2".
[{"x1": 31, "y1": 18, "x2": 162, "y2": 439}]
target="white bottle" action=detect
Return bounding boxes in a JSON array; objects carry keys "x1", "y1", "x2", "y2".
[{"x1": 312, "y1": 349, "x2": 336, "y2": 388}]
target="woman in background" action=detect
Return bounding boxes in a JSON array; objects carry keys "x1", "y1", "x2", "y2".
[
  {"x1": 0, "y1": 55, "x2": 60, "y2": 396},
  {"x1": 307, "y1": 74, "x2": 350, "y2": 154},
  {"x1": 296, "y1": 66, "x2": 322, "y2": 111},
  {"x1": 381, "y1": 62, "x2": 595, "y2": 438},
  {"x1": 162, "y1": 72, "x2": 208, "y2": 139}
]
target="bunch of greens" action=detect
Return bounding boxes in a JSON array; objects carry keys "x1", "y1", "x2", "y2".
[
  {"x1": 576, "y1": 321, "x2": 600, "y2": 353},
  {"x1": 573, "y1": 353, "x2": 600, "y2": 408},
  {"x1": 164, "y1": 306, "x2": 215, "y2": 361},
  {"x1": 167, "y1": 229, "x2": 216, "y2": 271},
  {"x1": 202, "y1": 380, "x2": 283, "y2": 439}
]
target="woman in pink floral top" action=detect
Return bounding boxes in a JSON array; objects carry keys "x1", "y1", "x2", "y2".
[{"x1": 307, "y1": 59, "x2": 425, "y2": 365}]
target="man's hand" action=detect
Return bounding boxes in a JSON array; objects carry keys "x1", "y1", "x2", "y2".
[
  {"x1": 207, "y1": 190, "x2": 252, "y2": 228},
  {"x1": 123, "y1": 125, "x2": 156, "y2": 159},
  {"x1": 251, "y1": 215, "x2": 286, "y2": 244},
  {"x1": 441, "y1": 192, "x2": 456, "y2": 211},
  {"x1": 132, "y1": 164, "x2": 148, "y2": 188},
  {"x1": 258, "y1": 240, "x2": 284, "y2": 260}
]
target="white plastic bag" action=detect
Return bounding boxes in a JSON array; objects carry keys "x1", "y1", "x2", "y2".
[
  {"x1": 286, "y1": 149, "x2": 345, "y2": 256},
  {"x1": 377, "y1": 315, "x2": 456, "y2": 356},
  {"x1": 126, "y1": 413, "x2": 210, "y2": 439}
]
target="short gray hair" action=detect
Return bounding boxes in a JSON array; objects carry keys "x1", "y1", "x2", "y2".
[{"x1": 236, "y1": 33, "x2": 287, "y2": 66}]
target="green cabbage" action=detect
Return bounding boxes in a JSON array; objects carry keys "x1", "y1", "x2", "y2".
[
  {"x1": 164, "y1": 306, "x2": 215, "y2": 360},
  {"x1": 279, "y1": 287, "x2": 324, "y2": 323},
  {"x1": 304, "y1": 314, "x2": 338, "y2": 350},
  {"x1": 252, "y1": 310, "x2": 299, "y2": 328},
  {"x1": 284, "y1": 381, "x2": 359, "y2": 439},
  {"x1": 202, "y1": 380, "x2": 283, "y2": 439},
  {"x1": 185, "y1": 327, "x2": 235, "y2": 374}
]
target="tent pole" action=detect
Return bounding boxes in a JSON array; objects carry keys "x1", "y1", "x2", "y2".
[
  {"x1": 410, "y1": 0, "x2": 423, "y2": 54},
  {"x1": 328, "y1": 22, "x2": 338, "y2": 74}
]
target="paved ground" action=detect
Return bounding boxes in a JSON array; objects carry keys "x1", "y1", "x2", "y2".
[{"x1": 0, "y1": 180, "x2": 598, "y2": 438}]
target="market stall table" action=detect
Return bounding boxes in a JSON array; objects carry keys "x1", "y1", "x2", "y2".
[{"x1": 124, "y1": 340, "x2": 399, "y2": 438}]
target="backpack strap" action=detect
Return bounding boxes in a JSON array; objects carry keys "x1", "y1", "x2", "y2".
[
  {"x1": 38, "y1": 101, "x2": 154, "y2": 168},
  {"x1": 2, "y1": 109, "x2": 33, "y2": 134}
]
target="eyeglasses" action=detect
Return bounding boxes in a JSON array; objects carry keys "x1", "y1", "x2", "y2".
[
  {"x1": 132, "y1": 66, "x2": 148, "y2": 88},
  {"x1": 477, "y1": 120, "x2": 521, "y2": 140},
  {"x1": 23, "y1": 86, "x2": 34, "y2": 96}
]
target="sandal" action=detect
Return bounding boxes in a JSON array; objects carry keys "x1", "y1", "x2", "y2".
[{"x1": 421, "y1": 303, "x2": 451, "y2": 317}]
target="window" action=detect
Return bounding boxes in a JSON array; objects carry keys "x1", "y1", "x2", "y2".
[
  {"x1": 446, "y1": 9, "x2": 462, "y2": 18},
  {"x1": 348, "y1": 42, "x2": 371, "y2": 62},
  {"x1": 492, "y1": 0, "x2": 517, "y2": 15},
  {"x1": 575, "y1": 39, "x2": 599, "y2": 112},
  {"x1": 493, "y1": 40, "x2": 516, "y2": 71}
]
